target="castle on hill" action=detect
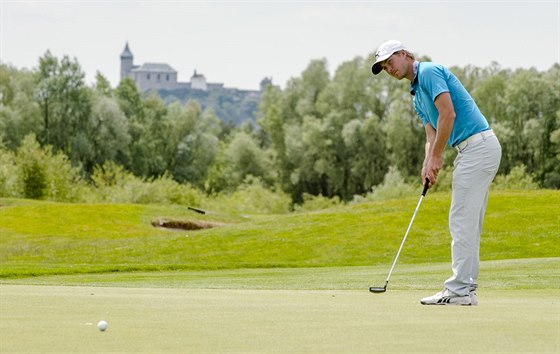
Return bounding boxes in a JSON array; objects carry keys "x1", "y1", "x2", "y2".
[{"x1": 120, "y1": 42, "x2": 271, "y2": 92}]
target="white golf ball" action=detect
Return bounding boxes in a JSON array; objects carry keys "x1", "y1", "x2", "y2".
[{"x1": 97, "y1": 320, "x2": 108, "y2": 331}]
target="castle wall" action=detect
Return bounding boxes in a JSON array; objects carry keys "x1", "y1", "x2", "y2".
[
  {"x1": 132, "y1": 71, "x2": 179, "y2": 91},
  {"x1": 190, "y1": 76, "x2": 207, "y2": 91},
  {"x1": 120, "y1": 43, "x2": 244, "y2": 93}
]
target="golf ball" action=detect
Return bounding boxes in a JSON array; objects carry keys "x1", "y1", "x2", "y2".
[{"x1": 97, "y1": 320, "x2": 108, "y2": 331}]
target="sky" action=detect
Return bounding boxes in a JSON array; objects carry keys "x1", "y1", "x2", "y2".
[{"x1": 1, "y1": 1, "x2": 559, "y2": 91}]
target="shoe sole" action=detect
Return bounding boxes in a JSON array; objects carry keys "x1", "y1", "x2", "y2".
[
  {"x1": 420, "y1": 291, "x2": 478, "y2": 306},
  {"x1": 420, "y1": 298, "x2": 473, "y2": 306},
  {"x1": 420, "y1": 302, "x2": 473, "y2": 306}
]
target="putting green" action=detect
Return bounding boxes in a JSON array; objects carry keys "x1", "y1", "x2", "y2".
[{"x1": 1, "y1": 285, "x2": 558, "y2": 353}]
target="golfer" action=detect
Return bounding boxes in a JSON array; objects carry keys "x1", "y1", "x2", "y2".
[{"x1": 371, "y1": 40, "x2": 501, "y2": 305}]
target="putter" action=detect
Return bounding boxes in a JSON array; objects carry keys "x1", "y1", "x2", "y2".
[{"x1": 369, "y1": 179, "x2": 430, "y2": 293}]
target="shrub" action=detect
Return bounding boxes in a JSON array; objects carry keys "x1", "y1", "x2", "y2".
[
  {"x1": 17, "y1": 135, "x2": 47, "y2": 199},
  {"x1": 90, "y1": 161, "x2": 137, "y2": 203},
  {"x1": 0, "y1": 148, "x2": 18, "y2": 197},
  {"x1": 366, "y1": 166, "x2": 416, "y2": 201},
  {"x1": 91, "y1": 162, "x2": 203, "y2": 205},
  {"x1": 134, "y1": 174, "x2": 203, "y2": 206},
  {"x1": 44, "y1": 149, "x2": 85, "y2": 202},
  {"x1": 206, "y1": 176, "x2": 292, "y2": 215},
  {"x1": 295, "y1": 193, "x2": 341, "y2": 212},
  {"x1": 22, "y1": 158, "x2": 46, "y2": 199},
  {"x1": 7, "y1": 134, "x2": 85, "y2": 202},
  {"x1": 492, "y1": 165, "x2": 538, "y2": 190}
]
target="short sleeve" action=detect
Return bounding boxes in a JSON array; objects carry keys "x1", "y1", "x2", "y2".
[{"x1": 422, "y1": 65, "x2": 449, "y2": 102}]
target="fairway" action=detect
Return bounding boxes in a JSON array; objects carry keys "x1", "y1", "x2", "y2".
[{"x1": 1, "y1": 284, "x2": 558, "y2": 353}]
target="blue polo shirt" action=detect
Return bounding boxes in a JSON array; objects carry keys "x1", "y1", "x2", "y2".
[{"x1": 410, "y1": 62, "x2": 490, "y2": 147}]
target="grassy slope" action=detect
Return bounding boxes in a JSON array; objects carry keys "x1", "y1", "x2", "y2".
[{"x1": 0, "y1": 190, "x2": 558, "y2": 277}]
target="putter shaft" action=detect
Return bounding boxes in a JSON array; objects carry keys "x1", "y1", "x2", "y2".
[{"x1": 370, "y1": 179, "x2": 429, "y2": 293}]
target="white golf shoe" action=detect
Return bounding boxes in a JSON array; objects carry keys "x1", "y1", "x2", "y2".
[
  {"x1": 469, "y1": 291, "x2": 478, "y2": 306},
  {"x1": 420, "y1": 289, "x2": 474, "y2": 306}
]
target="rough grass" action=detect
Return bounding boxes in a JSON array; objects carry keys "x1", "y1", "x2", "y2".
[{"x1": 0, "y1": 190, "x2": 558, "y2": 278}]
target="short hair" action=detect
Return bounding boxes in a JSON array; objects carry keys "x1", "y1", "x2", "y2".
[{"x1": 403, "y1": 50, "x2": 415, "y2": 60}]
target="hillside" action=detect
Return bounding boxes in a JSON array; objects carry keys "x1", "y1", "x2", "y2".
[
  {"x1": 157, "y1": 87, "x2": 261, "y2": 125},
  {"x1": 0, "y1": 190, "x2": 558, "y2": 277}
]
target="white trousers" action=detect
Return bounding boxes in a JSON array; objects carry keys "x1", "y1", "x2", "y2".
[{"x1": 444, "y1": 135, "x2": 501, "y2": 295}]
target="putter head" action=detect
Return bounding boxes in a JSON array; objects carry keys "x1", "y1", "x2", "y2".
[{"x1": 369, "y1": 286, "x2": 387, "y2": 293}]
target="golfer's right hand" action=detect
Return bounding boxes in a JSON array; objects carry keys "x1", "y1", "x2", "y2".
[
  {"x1": 421, "y1": 168, "x2": 434, "y2": 188},
  {"x1": 423, "y1": 156, "x2": 442, "y2": 187}
]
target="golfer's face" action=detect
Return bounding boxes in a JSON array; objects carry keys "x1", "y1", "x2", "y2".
[{"x1": 382, "y1": 52, "x2": 405, "y2": 79}]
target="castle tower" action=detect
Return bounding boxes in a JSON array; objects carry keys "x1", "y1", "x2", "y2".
[
  {"x1": 120, "y1": 42, "x2": 134, "y2": 81},
  {"x1": 190, "y1": 69, "x2": 207, "y2": 91}
]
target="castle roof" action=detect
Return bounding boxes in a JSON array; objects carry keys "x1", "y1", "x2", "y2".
[
  {"x1": 131, "y1": 63, "x2": 177, "y2": 73},
  {"x1": 120, "y1": 42, "x2": 133, "y2": 59}
]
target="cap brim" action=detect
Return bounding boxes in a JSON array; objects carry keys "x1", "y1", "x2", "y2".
[
  {"x1": 371, "y1": 52, "x2": 392, "y2": 76},
  {"x1": 371, "y1": 62, "x2": 383, "y2": 75}
]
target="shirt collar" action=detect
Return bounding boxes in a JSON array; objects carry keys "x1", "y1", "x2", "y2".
[{"x1": 410, "y1": 61, "x2": 419, "y2": 96}]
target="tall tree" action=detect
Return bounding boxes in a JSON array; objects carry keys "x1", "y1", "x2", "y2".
[
  {"x1": 224, "y1": 131, "x2": 274, "y2": 189},
  {"x1": 172, "y1": 104, "x2": 221, "y2": 187},
  {"x1": 90, "y1": 94, "x2": 131, "y2": 167},
  {"x1": 94, "y1": 71, "x2": 113, "y2": 97},
  {"x1": 0, "y1": 64, "x2": 42, "y2": 149},
  {"x1": 35, "y1": 51, "x2": 93, "y2": 170}
]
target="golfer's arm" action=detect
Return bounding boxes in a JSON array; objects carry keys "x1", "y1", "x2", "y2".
[
  {"x1": 430, "y1": 92, "x2": 455, "y2": 158},
  {"x1": 423, "y1": 125, "x2": 435, "y2": 168}
]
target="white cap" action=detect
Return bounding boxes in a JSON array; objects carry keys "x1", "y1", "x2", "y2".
[{"x1": 371, "y1": 40, "x2": 407, "y2": 75}]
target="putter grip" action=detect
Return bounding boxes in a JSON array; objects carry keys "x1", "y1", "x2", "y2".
[{"x1": 422, "y1": 178, "x2": 430, "y2": 196}]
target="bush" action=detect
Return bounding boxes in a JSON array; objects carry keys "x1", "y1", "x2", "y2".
[
  {"x1": 134, "y1": 175, "x2": 203, "y2": 206},
  {"x1": 44, "y1": 150, "x2": 85, "y2": 202},
  {"x1": 17, "y1": 136, "x2": 47, "y2": 199},
  {"x1": 295, "y1": 193, "x2": 341, "y2": 212},
  {"x1": 90, "y1": 161, "x2": 139, "y2": 203},
  {"x1": 365, "y1": 166, "x2": 416, "y2": 201},
  {"x1": 11, "y1": 134, "x2": 84, "y2": 202},
  {"x1": 492, "y1": 165, "x2": 538, "y2": 190},
  {"x1": 22, "y1": 158, "x2": 46, "y2": 199},
  {"x1": 0, "y1": 148, "x2": 18, "y2": 197},
  {"x1": 543, "y1": 171, "x2": 560, "y2": 189},
  {"x1": 91, "y1": 162, "x2": 203, "y2": 205},
  {"x1": 206, "y1": 176, "x2": 292, "y2": 215}
]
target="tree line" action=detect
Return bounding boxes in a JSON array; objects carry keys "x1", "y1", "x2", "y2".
[{"x1": 0, "y1": 51, "x2": 558, "y2": 204}]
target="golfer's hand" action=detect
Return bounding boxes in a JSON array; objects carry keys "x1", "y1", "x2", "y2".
[{"x1": 423, "y1": 156, "x2": 442, "y2": 187}]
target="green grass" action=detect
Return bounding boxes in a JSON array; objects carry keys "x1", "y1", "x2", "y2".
[
  {"x1": 1, "y1": 285, "x2": 558, "y2": 353},
  {"x1": 2, "y1": 259, "x2": 559, "y2": 353},
  {"x1": 1, "y1": 190, "x2": 559, "y2": 277},
  {"x1": 1, "y1": 192, "x2": 558, "y2": 353},
  {"x1": 3, "y1": 258, "x2": 558, "y2": 291}
]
